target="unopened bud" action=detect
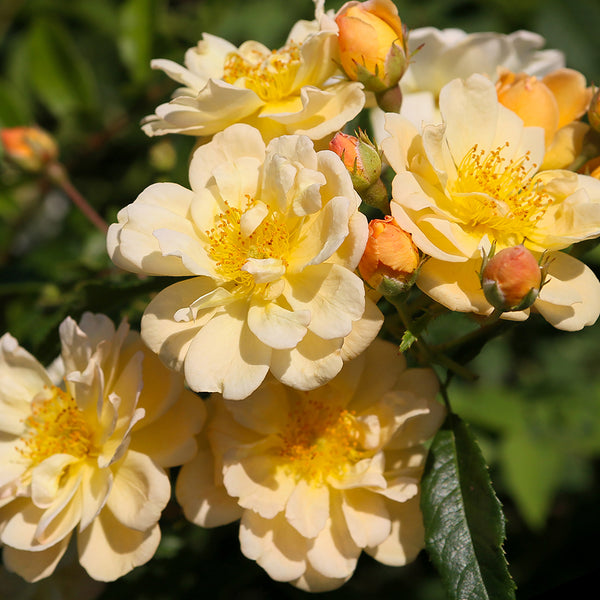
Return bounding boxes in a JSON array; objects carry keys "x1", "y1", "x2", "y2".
[
  {"x1": 588, "y1": 86, "x2": 600, "y2": 134},
  {"x1": 329, "y1": 131, "x2": 381, "y2": 192},
  {"x1": 1, "y1": 126, "x2": 58, "y2": 172},
  {"x1": 480, "y1": 244, "x2": 544, "y2": 312},
  {"x1": 359, "y1": 216, "x2": 420, "y2": 293},
  {"x1": 335, "y1": 0, "x2": 408, "y2": 93}
]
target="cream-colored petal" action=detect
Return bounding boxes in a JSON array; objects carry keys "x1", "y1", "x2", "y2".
[
  {"x1": 270, "y1": 331, "x2": 343, "y2": 391},
  {"x1": 340, "y1": 294, "x2": 384, "y2": 362},
  {"x1": 365, "y1": 495, "x2": 424, "y2": 566},
  {"x1": 290, "y1": 196, "x2": 353, "y2": 270},
  {"x1": 106, "y1": 451, "x2": 170, "y2": 532},
  {"x1": 306, "y1": 503, "x2": 360, "y2": 579},
  {"x1": 183, "y1": 303, "x2": 271, "y2": 400},
  {"x1": 223, "y1": 378, "x2": 289, "y2": 435},
  {"x1": 2, "y1": 534, "x2": 70, "y2": 582},
  {"x1": 141, "y1": 278, "x2": 221, "y2": 373},
  {"x1": 143, "y1": 79, "x2": 263, "y2": 138},
  {"x1": 223, "y1": 454, "x2": 294, "y2": 518},
  {"x1": 284, "y1": 263, "x2": 365, "y2": 340},
  {"x1": 152, "y1": 228, "x2": 214, "y2": 276},
  {"x1": 175, "y1": 446, "x2": 242, "y2": 528},
  {"x1": 0, "y1": 334, "x2": 51, "y2": 434},
  {"x1": 30, "y1": 454, "x2": 81, "y2": 508},
  {"x1": 285, "y1": 480, "x2": 329, "y2": 538},
  {"x1": 381, "y1": 112, "x2": 421, "y2": 173},
  {"x1": 292, "y1": 562, "x2": 350, "y2": 593},
  {"x1": 341, "y1": 488, "x2": 391, "y2": 548},
  {"x1": 247, "y1": 300, "x2": 310, "y2": 350},
  {"x1": 263, "y1": 82, "x2": 365, "y2": 141},
  {"x1": 77, "y1": 509, "x2": 160, "y2": 581},
  {"x1": 330, "y1": 457, "x2": 387, "y2": 491},
  {"x1": 439, "y1": 75, "x2": 500, "y2": 160},
  {"x1": 79, "y1": 466, "x2": 113, "y2": 532},
  {"x1": 348, "y1": 338, "x2": 405, "y2": 414},
  {"x1": 1, "y1": 486, "x2": 80, "y2": 551},
  {"x1": 240, "y1": 510, "x2": 308, "y2": 582},
  {"x1": 129, "y1": 390, "x2": 205, "y2": 468},
  {"x1": 189, "y1": 123, "x2": 265, "y2": 191},
  {"x1": 535, "y1": 253, "x2": 600, "y2": 331},
  {"x1": 107, "y1": 183, "x2": 196, "y2": 276}
]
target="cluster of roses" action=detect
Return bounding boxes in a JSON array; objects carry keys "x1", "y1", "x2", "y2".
[{"x1": 2, "y1": 0, "x2": 600, "y2": 593}]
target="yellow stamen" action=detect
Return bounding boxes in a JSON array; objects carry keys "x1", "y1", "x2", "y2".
[
  {"x1": 18, "y1": 386, "x2": 93, "y2": 466},
  {"x1": 450, "y1": 142, "x2": 551, "y2": 243},
  {"x1": 277, "y1": 393, "x2": 365, "y2": 485},
  {"x1": 206, "y1": 198, "x2": 289, "y2": 290},
  {"x1": 222, "y1": 42, "x2": 301, "y2": 102}
]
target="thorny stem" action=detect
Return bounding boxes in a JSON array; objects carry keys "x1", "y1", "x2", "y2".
[{"x1": 46, "y1": 163, "x2": 108, "y2": 234}]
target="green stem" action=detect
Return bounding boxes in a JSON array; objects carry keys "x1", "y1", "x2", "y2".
[{"x1": 386, "y1": 293, "x2": 477, "y2": 381}]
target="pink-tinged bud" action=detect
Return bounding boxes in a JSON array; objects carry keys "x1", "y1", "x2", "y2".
[
  {"x1": 359, "y1": 216, "x2": 420, "y2": 293},
  {"x1": 1, "y1": 126, "x2": 58, "y2": 172},
  {"x1": 329, "y1": 131, "x2": 381, "y2": 192},
  {"x1": 588, "y1": 86, "x2": 600, "y2": 134},
  {"x1": 481, "y1": 245, "x2": 544, "y2": 312},
  {"x1": 335, "y1": 0, "x2": 408, "y2": 93}
]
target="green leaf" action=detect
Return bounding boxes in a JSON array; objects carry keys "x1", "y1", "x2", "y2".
[
  {"x1": 399, "y1": 329, "x2": 416, "y2": 352},
  {"x1": 118, "y1": 0, "x2": 156, "y2": 83},
  {"x1": 0, "y1": 77, "x2": 32, "y2": 126},
  {"x1": 421, "y1": 413, "x2": 516, "y2": 600},
  {"x1": 500, "y1": 427, "x2": 565, "y2": 530},
  {"x1": 26, "y1": 18, "x2": 96, "y2": 117}
]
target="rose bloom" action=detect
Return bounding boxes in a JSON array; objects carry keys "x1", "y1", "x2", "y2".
[
  {"x1": 0, "y1": 313, "x2": 205, "y2": 582},
  {"x1": 108, "y1": 124, "x2": 382, "y2": 400},
  {"x1": 141, "y1": 4, "x2": 364, "y2": 142},
  {"x1": 370, "y1": 27, "x2": 564, "y2": 139},
  {"x1": 496, "y1": 68, "x2": 592, "y2": 169},
  {"x1": 175, "y1": 338, "x2": 445, "y2": 592},
  {"x1": 382, "y1": 74, "x2": 600, "y2": 331}
]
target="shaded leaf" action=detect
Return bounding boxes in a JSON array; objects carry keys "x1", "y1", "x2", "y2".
[
  {"x1": 500, "y1": 427, "x2": 565, "y2": 530},
  {"x1": 27, "y1": 18, "x2": 96, "y2": 117},
  {"x1": 118, "y1": 0, "x2": 156, "y2": 83},
  {"x1": 421, "y1": 413, "x2": 516, "y2": 600}
]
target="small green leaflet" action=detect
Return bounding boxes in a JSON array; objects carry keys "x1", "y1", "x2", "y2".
[{"x1": 421, "y1": 413, "x2": 516, "y2": 600}]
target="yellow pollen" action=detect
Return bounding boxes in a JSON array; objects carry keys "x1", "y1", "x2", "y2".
[
  {"x1": 277, "y1": 394, "x2": 364, "y2": 485},
  {"x1": 450, "y1": 142, "x2": 551, "y2": 243},
  {"x1": 222, "y1": 42, "x2": 301, "y2": 102},
  {"x1": 18, "y1": 386, "x2": 93, "y2": 466},
  {"x1": 206, "y1": 198, "x2": 289, "y2": 290}
]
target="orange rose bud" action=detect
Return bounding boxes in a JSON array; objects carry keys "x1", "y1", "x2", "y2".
[
  {"x1": 359, "y1": 216, "x2": 419, "y2": 293},
  {"x1": 588, "y1": 86, "x2": 600, "y2": 134},
  {"x1": 481, "y1": 245, "x2": 544, "y2": 312},
  {"x1": 335, "y1": 0, "x2": 408, "y2": 93},
  {"x1": 1, "y1": 126, "x2": 58, "y2": 172}
]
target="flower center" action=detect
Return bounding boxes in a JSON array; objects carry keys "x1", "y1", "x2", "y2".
[
  {"x1": 222, "y1": 42, "x2": 301, "y2": 102},
  {"x1": 277, "y1": 393, "x2": 364, "y2": 485},
  {"x1": 205, "y1": 199, "x2": 289, "y2": 290},
  {"x1": 450, "y1": 143, "x2": 551, "y2": 244},
  {"x1": 18, "y1": 386, "x2": 93, "y2": 466}
]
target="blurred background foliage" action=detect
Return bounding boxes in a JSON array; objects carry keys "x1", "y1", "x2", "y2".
[{"x1": 1, "y1": 0, "x2": 600, "y2": 598}]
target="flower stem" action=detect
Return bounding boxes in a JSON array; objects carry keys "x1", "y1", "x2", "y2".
[{"x1": 46, "y1": 163, "x2": 108, "y2": 234}]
